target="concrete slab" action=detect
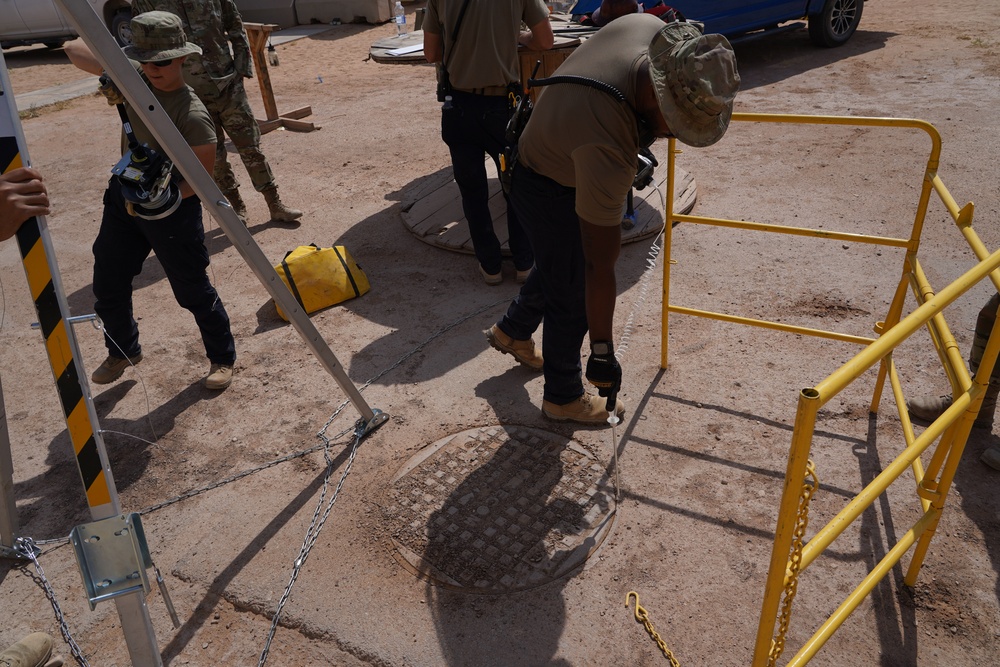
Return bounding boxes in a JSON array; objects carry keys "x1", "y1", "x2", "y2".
[{"x1": 14, "y1": 76, "x2": 99, "y2": 113}]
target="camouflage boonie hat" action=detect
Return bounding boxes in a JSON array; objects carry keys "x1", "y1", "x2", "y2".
[
  {"x1": 648, "y1": 22, "x2": 740, "y2": 147},
  {"x1": 123, "y1": 11, "x2": 202, "y2": 62}
]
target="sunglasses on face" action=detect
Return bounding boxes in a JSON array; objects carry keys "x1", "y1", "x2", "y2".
[{"x1": 145, "y1": 58, "x2": 175, "y2": 68}]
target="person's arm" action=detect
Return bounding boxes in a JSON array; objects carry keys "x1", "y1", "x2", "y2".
[
  {"x1": 223, "y1": 0, "x2": 254, "y2": 77},
  {"x1": 581, "y1": 217, "x2": 622, "y2": 405},
  {"x1": 579, "y1": 219, "x2": 621, "y2": 342},
  {"x1": 0, "y1": 168, "x2": 50, "y2": 241},
  {"x1": 63, "y1": 39, "x2": 103, "y2": 76},
  {"x1": 176, "y1": 144, "x2": 216, "y2": 199},
  {"x1": 519, "y1": 17, "x2": 554, "y2": 51},
  {"x1": 424, "y1": 31, "x2": 443, "y2": 64}
]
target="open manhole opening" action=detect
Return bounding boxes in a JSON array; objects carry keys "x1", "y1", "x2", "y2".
[{"x1": 384, "y1": 425, "x2": 617, "y2": 594}]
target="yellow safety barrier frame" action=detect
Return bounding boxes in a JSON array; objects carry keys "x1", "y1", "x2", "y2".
[{"x1": 658, "y1": 113, "x2": 1000, "y2": 666}]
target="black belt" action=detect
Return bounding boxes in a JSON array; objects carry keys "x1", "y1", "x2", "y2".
[{"x1": 453, "y1": 85, "x2": 509, "y2": 96}]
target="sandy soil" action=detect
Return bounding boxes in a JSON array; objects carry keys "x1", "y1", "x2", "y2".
[{"x1": 1, "y1": 0, "x2": 999, "y2": 665}]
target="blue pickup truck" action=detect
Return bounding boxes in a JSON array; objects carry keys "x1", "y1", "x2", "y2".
[{"x1": 571, "y1": 0, "x2": 865, "y2": 47}]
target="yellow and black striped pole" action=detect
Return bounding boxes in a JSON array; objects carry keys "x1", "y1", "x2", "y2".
[
  {"x1": 3, "y1": 18, "x2": 162, "y2": 662},
  {"x1": 0, "y1": 58, "x2": 120, "y2": 521}
]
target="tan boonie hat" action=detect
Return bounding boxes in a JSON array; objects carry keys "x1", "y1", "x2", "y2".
[
  {"x1": 648, "y1": 21, "x2": 740, "y2": 147},
  {"x1": 123, "y1": 11, "x2": 202, "y2": 62}
]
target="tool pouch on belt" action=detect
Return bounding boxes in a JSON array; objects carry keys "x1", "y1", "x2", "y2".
[
  {"x1": 500, "y1": 88, "x2": 532, "y2": 196},
  {"x1": 436, "y1": 65, "x2": 453, "y2": 102},
  {"x1": 273, "y1": 244, "x2": 370, "y2": 321}
]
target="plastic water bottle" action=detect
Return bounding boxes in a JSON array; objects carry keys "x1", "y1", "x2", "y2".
[{"x1": 394, "y1": 1, "x2": 407, "y2": 36}]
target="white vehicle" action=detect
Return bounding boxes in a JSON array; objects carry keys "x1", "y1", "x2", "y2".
[{"x1": 1, "y1": 0, "x2": 132, "y2": 50}]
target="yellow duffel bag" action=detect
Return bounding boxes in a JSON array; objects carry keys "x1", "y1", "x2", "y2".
[{"x1": 273, "y1": 244, "x2": 370, "y2": 321}]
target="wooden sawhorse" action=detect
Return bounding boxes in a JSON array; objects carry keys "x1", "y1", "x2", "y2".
[{"x1": 244, "y1": 22, "x2": 318, "y2": 134}]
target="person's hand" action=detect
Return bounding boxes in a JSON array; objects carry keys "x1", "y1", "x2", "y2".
[
  {"x1": 99, "y1": 72, "x2": 125, "y2": 106},
  {"x1": 586, "y1": 344, "x2": 622, "y2": 412},
  {"x1": 0, "y1": 167, "x2": 50, "y2": 241},
  {"x1": 233, "y1": 48, "x2": 253, "y2": 79}
]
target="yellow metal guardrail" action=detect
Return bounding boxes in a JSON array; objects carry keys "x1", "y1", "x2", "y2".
[{"x1": 658, "y1": 113, "x2": 1000, "y2": 666}]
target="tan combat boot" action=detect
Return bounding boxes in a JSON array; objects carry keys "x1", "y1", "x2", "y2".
[
  {"x1": 262, "y1": 185, "x2": 302, "y2": 222},
  {"x1": 486, "y1": 324, "x2": 542, "y2": 371},
  {"x1": 222, "y1": 187, "x2": 248, "y2": 224},
  {"x1": 0, "y1": 632, "x2": 63, "y2": 667}
]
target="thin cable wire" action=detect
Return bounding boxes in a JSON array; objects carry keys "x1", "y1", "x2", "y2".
[{"x1": 94, "y1": 318, "x2": 159, "y2": 444}]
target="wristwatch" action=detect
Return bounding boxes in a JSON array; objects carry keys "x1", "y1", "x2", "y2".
[{"x1": 590, "y1": 341, "x2": 613, "y2": 356}]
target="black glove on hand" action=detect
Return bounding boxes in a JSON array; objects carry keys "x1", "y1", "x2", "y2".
[{"x1": 586, "y1": 343, "x2": 621, "y2": 411}]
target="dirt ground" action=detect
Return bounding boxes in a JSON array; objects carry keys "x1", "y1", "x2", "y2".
[{"x1": 2, "y1": 0, "x2": 999, "y2": 665}]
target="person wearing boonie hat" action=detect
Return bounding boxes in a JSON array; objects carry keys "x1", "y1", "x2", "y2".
[
  {"x1": 130, "y1": 0, "x2": 303, "y2": 224},
  {"x1": 63, "y1": 11, "x2": 238, "y2": 391},
  {"x1": 123, "y1": 9, "x2": 202, "y2": 62},
  {"x1": 486, "y1": 13, "x2": 739, "y2": 424}
]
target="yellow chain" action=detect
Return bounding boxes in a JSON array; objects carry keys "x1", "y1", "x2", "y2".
[
  {"x1": 626, "y1": 591, "x2": 681, "y2": 666},
  {"x1": 767, "y1": 459, "x2": 819, "y2": 667}
]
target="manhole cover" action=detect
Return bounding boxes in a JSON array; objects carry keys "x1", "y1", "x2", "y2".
[{"x1": 384, "y1": 425, "x2": 617, "y2": 593}]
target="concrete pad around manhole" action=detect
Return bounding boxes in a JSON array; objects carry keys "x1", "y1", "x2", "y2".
[{"x1": 384, "y1": 425, "x2": 617, "y2": 594}]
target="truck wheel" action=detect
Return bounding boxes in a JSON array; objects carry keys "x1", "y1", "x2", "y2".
[
  {"x1": 808, "y1": 0, "x2": 863, "y2": 47},
  {"x1": 111, "y1": 9, "x2": 132, "y2": 46}
]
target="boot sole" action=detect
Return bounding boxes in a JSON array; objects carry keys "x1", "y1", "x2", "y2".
[
  {"x1": 486, "y1": 331, "x2": 543, "y2": 371},
  {"x1": 541, "y1": 408, "x2": 607, "y2": 424},
  {"x1": 541, "y1": 405, "x2": 625, "y2": 424}
]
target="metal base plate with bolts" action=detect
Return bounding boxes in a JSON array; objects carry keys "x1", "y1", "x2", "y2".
[{"x1": 70, "y1": 513, "x2": 152, "y2": 610}]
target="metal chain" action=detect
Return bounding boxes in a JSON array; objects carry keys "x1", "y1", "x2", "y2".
[
  {"x1": 258, "y1": 300, "x2": 508, "y2": 665},
  {"x1": 767, "y1": 459, "x2": 819, "y2": 667},
  {"x1": 14, "y1": 537, "x2": 92, "y2": 667},
  {"x1": 257, "y1": 417, "x2": 365, "y2": 666},
  {"x1": 626, "y1": 591, "x2": 680, "y2": 666}
]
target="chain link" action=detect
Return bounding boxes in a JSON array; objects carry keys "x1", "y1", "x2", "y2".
[
  {"x1": 767, "y1": 459, "x2": 819, "y2": 667},
  {"x1": 625, "y1": 591, "x2": 680, "y2": 666},
  {"x1": 14, "y1": 537, "x2": 92, "y2": 667}
]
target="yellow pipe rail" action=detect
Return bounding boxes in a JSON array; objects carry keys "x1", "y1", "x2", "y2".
[
  {"x1": 654, "y1": 112, "x2": 999, "y2": 666},
  {"x1": 667, "y1": 305, "x2": 876, "y2": 346},
  {"x1": 671, "y1": 213, "x2": 912, "y2": 248}
]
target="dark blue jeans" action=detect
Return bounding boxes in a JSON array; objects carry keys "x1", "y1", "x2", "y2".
[
  {"x1": 93, "y1": 179, "x2": 236, "y2": 366},
  {"x1": 441, "y1": 91, "x2": 533, "y2": 274},
  {"x1": 498, "y1": 163, "x2": 588, "y2": 405}
]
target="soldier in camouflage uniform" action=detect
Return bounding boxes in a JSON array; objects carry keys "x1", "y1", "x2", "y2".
[{"x1": 131, "y1": 0, "x2": 302, "y2": 223}]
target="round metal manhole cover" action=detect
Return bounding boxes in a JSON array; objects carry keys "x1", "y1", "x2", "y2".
[{"x1": 384, "y1": 425, "x2": 617, "y2": 593}]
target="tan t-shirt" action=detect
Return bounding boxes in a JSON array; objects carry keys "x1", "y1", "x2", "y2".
[
  {"x1": 518, "y1": 13, "x2": 662, "y2": 227},
  {"x1": 424, "y1": 0, "x2": 549, "y2": 90}
]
